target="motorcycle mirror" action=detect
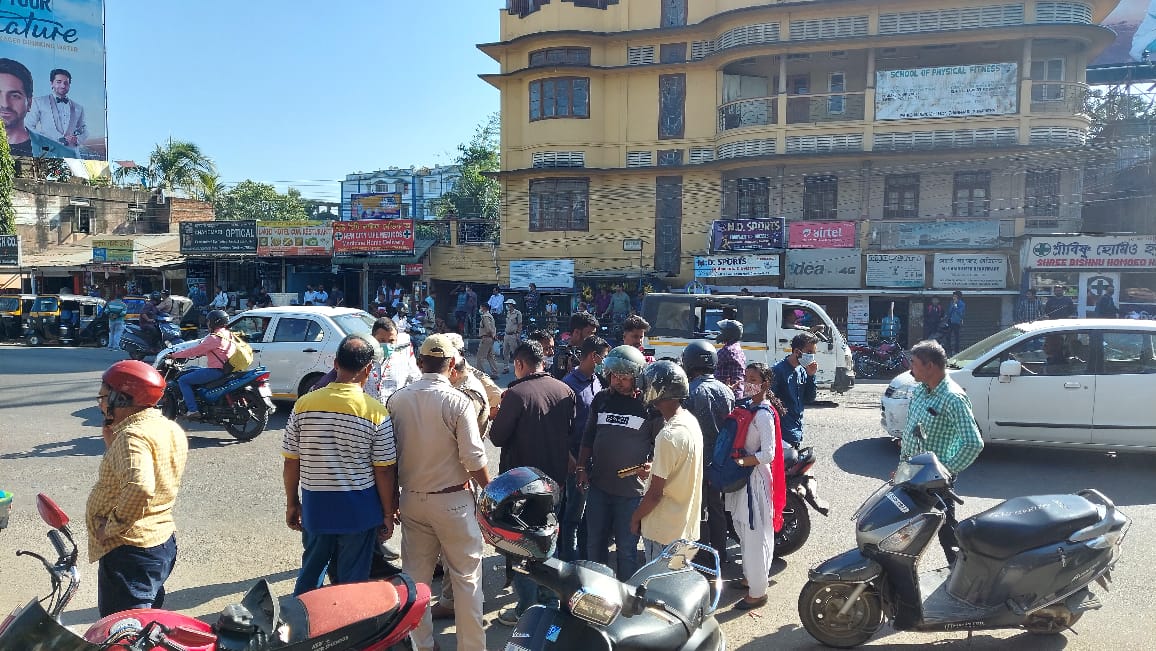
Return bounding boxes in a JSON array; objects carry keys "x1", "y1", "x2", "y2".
[{"x1": 36, "y1": 493, "x2": 69, "y2": 529}]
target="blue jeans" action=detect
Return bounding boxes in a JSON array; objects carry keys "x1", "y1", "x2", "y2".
[
  {"x1": 97, "y1": 534, "x2": 177, "y2": 617},
  {"x1": 584, "y1": 484, "x2": 642, "y2": 580},
  {"x1": 109, "y1": 320, "x2": 126, "y2": 350},
  {"x1": 558, "y1": 475, "x2": 586, "y2": 563},
  {"x1": 178, "y1": 367, "x2": 225, "y2": 411},
  {"x1": 294, "y1": 528, "x2": 378, "y2": 595},
  {"x1": 513, "y1": 495, "x2": 565, "y2": 615}
]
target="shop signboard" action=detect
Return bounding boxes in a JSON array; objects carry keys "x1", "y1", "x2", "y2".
[
  {"x1": 179, "y1": 221, "x2": 257, "y2": 255},
  {"x1": 784, "y1": 249, "x2": 862, "y2": 289},
  {"x1": 332, "y1": 220, "x2": 415, "y2": 254},
  {"x1": 694, "y1": 254, "x2": 780, "y2": 278},
  {"x1": 875, "y1": 63, "x2": 1018, "y2": 120},
  {"x1": 709, "y1": 218, "x2": 785, "y2": 252},
  {"x1": 788, "y1": 221, "x2": 857, "y2": 249},
  {"x1": 0, "y1": 235, "x2": 21, "y2": 267},
  {"x1": 349, "y1": 193, "x2": 404, "y2": 220},
  {"x1": 257, "y1": 223, "x2": 333, "y2": 257},
  {"x1": 846, "y1": 296, "x2": 870, "y2": 345},
  {"x1": 92, "y1": 238, "x2": 135, "y2": 264},
  {"x1": 1023, "y1": 235, "x2": 1156, "y2": 270},
  {"x1": 509, "y1": 260, "x2": 575, "y2": 290},
  {"x1": 866, "y1": 254, "x2": 926, "y2": 288},
  {"x1": 895, "y1": 220, "x2": 1001, "y2": 250},
  {"x1": 401, "y1": 264, "x2": 423, "y2": 276},
  {"x1": 933, "y1": 254, "x2": 1008, "y2": 289}
]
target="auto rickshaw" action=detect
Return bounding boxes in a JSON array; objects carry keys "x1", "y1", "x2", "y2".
[
  {"x1": 24, "y1": 295, "x2": 109, "y2": 347},
  {"x1": 0, "y1": 294, "x2": 36, "y2": 340}
]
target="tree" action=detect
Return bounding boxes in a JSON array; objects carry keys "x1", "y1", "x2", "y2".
[
  {"x1": 436, "y1": 113, "x2": 501, "y2": 222},
  {"x1": 1086, "y1": 86, "x2": 1156, "y2": 139},
  {"x1": 113, "y1": 138, "x2": 216, "y2": 197},
  {"x1": 215, "y1": 180, "x2": 307, "y2": 222},
  {"x1": 194, "y1": 171, "x2": 227, "y2": 210},
  {"x1": 0, "y1": 121, "x2": 14, "y2": 235}
]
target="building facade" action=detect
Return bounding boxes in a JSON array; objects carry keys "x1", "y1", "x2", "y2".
[{"x1": 340, "y1": 165, "x2": 461, "y2": 221}]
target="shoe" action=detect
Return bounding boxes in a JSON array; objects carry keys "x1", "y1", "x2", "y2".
[
  {"x1": 184, "y1": 412, "x2": 202, "y2": 420},
  {"x1": 497, "y1": 607, "x2": 520, "y2": 626},
  {"x1": 430, "y1": 602, "x2": 454, "y2": 620},
  {"x1": 432, "y1": 563, "x2": 445, "y2": 579},
  {"x1": 733, "y1": 595, "x2": 768, "y2": 610}
]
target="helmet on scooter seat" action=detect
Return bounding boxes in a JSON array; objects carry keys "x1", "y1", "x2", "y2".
[
  {"x1": 716, "y1": 319, "x2": 743, "y2": 344},
  {"x1": 680, "y1": 340, "x2": 717, "y2": 373},
  {"x1": 206, "y1": 309, "x2": 229, "y2": 331},
  {"x1": 102, "y1": 360, "x2": 166, "y2": 408},
  {"x1": 149, "y1": 291, "x2": 162, "y2": 302},
  {"x1": 602, "y1": 345, "x2": 646, "y2": 379},
  {"x1": 477, "y1": 467, "x2": 560, "y2": 561},
  {"x1": 639, "y1": 360, "x2": 690, "y2": 406}
]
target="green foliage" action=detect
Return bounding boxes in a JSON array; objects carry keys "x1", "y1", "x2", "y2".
[
  {"x1": 436, "y1": 113, "x2": 501, "y2": 222},
  {"x1": 215, "y1": 180, "x2": 308, "y2": 222},
  {"x1": 113, "y1": 138, "x2": 216, "y2": 197},
  {"x1": 0, "y1": 122, "x2": 14, "y2": 234},
  {"x1": 1086, "y1": 87, "x2": 1156, "y2": 139}
]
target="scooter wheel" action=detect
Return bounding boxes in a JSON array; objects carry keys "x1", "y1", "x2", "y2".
[
  {"x1": 775, "y1": 492, "x2": 811, "y2": 557},
  {"x1": 798, "y1": 580, "x2": 882, "y2": 648}
]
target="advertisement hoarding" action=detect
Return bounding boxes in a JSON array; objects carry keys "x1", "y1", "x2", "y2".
[
  {"x1": 895, "y1": 220, "x2": 1002, "y2": 250},
  {"x1": 875, "y1": 63, "x2": 1018, "y2": 121},
  {"x1": 179, "y1": 221, "x2": 258, "y2": 255},
  {"x1": 1, "y1": 0, "x2": 109, "y2": 175},
  {"x1": 788, "y1": 221, "x2": 857, "y2": 248},
  {"x1": 92, "y1": 238, "x2": 134, "y2": 264},
  {"x1": 509, "y1": 260, "x2": 575, "y2": 290},
  {"x1": 1023, "y1": 235, "x2": 1156, "y2": 269},
  {"x1": 933, "y1": 254, "x2": 1009, "y2": 289},
  {"x1": 694, "y1": 254, "x2": 780, "y2": 278},
  {"x1": 332, "y1": 220, "x2": 415, "y2": 254},
  {"x1": 709, "y1": 218, "x2": 785, "y2": 252},
  {"x1": 349, "y1": 193, "x2": 404, "y2": 221},
  {"x1": 257, "y1": 223, "x2": 333, "y2": 257},
  {"x1": 866, "y1": 254, "x2": 926, "y2": 288},
  {"x1": 0, "y1": 234, "x2": 20, "y2": 266},
  {"x1": 1094, "y1": 0, "x2": 1156, "y2": 65},
  {"x1": 784, "y1": 249, "x2": 862, "y2": 289}
]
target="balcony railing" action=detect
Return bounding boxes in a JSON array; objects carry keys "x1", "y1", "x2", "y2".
[
  {"x1": 718, "y1": 92, "x2": 867, "y2": 131},
  {"x1": 719, "y1": 97, "x2": 778, "y2": 131},
  {"x1": 1029, "y1": 81, "x2": 1088, "y2": 115},
  {"x1": 458, "y1": 220, "x2": 499, "y2": 245}
]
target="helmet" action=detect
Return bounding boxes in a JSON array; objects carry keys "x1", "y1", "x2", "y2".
[
  {"x1": 206, "y1": 309, "x2": 229, "y2": 331},
  {"x1": 680, "y1": 340, "x2": 717, "y2": 373},
  {"x1": 149, "y1": 291, "x2": 162, "y2": 302},
  {"x1": 602, "y1": 345, "x2": 646, "y2": 378},
  {"x1": 717, "y1": 319, "x2": 743, "y2": 344},
  {"x1": 161, "y1": 289, "x2": 171, "y2": 296},
  {"x1": 477, "y1": 467, "x2": 560, "y2": 561},
  {"x1": 102, "y1": 360, "x2": 166, "y2": 408},
  {"x1": 639, "y1": 360, "x2": 689, "y2": 406}
]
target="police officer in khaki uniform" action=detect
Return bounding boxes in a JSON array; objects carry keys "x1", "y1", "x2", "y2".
[
  {"x1": 476, "y1": 302, "x2": 500, "y2": 377},
  {"x1": 503, "y1": 298, "x2": 523, "y2": 374}
]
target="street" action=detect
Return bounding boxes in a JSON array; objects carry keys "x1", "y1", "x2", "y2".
[{"x1": 1, "y1": 345, "x2": 1154, "y2": 650}]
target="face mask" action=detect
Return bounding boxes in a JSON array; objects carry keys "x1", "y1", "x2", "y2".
[
  {"x1": 381, "y1": 343, "x2": 394, "y2": 359},
  {"x1": 799, "y1": 353, "x2": 816, "y2": 366},
  {"x1": 744, "y1": 382, "x2": 763, "y2": 396}
]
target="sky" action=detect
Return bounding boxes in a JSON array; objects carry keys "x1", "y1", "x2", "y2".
[{"x1": 105, "y1": 0, "x2": 502, "y2": 201}]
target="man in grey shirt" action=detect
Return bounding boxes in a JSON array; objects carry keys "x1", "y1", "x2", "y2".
[{"x1": 681, "y1": 341, "x2": 736, "y2": 564}]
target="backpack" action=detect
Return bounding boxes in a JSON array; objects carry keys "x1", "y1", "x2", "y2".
[
  {"x1": 706, "y1": 403, "x2": 768, "y2": 493},
  {"x1": 218, "y1": 331, "x2": 254, "y2": 372}
]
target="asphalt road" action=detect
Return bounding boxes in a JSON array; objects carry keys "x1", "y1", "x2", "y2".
[{"x1": 1, "y1": 345, "x2": 1154, "y2": 650}]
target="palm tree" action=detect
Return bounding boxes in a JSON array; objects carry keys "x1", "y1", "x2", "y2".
[
  {"x1": 194, "y1": 171, "x2": 227, "y2": 208},
  {"x1": 114, "y1": 138, "x2": 217, "y2": 197}
]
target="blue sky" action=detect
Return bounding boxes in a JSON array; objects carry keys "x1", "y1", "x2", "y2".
[{"x1": 105, "y1": 1, "x2": 502, "y2": 200}]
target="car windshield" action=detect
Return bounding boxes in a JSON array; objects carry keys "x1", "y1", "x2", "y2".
[
  {"x1": 332, "y1": 312, "x2": 376, "y2": 337},
  {"x1": 948, "y1": 325, "x2": 1027, "y2": 369}
]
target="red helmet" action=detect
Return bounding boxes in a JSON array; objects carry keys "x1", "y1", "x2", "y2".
[{"x1": 102, "y1": 360, "x2": 165, "y2": 408}]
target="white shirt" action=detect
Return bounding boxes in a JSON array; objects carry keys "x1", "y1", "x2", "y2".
[
  {"x1": 366, "y1": 333, "x2": 422, "y2": 403},
  {"x1": 303, "y1": 290, "x2": 317, "y2": 304},
  {"x1": 210, "y1": 291, "x2": 229, "y2": 309},
  {"x1": 316, "y1": 290, "x2": 329, "y2": 304},
  {"x1": 488, "y1": 293, "x2": 505, "y2": 314}
]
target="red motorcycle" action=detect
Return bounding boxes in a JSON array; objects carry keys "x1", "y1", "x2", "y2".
[
  {"x1": 0, "y1": 494, "x2": 429, "y2": 650},
  {"x1": 850, "y1": 339, "x2": 910, "y2": 379}
]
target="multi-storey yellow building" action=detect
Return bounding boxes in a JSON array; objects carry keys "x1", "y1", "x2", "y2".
[{"x1": 429, "y1": 0, "x2": 1119, "y2": 344}]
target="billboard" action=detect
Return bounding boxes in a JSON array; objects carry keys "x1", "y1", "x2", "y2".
[
  {"x1": 349, "y1": 193, "x2": 404, "y2": 221},
  {"x1": 0, "y1": 234, "x2": 20, "y2": 266},
  {"x1": 332, "y1": 220, "x2": 415, "y2": 254},
  {"x1": 784, "y1": 249, "x2": 862, "y2": 289},
  {"x1": 1094, "y1": 0, "x2": 1156, "y2": 65},
  {"x1": 876, "y1": 63, "x2": 1018, "y2": 121},
  {"x1": 1023, "y1": 235, "x2": 1156, "y2": 269},
  {"x1": 866, "y1": 254, "x2": 926, "y2": 288},
  {"x1": 257, "y1": 222, "x2": 333, "y2": 257},
  {"x1": 709, "y1": 218, "x2": 785, "y2": 252},
  {"x1": 509, "y1": 259, "x2": 575, "y2": 290},
  {"x1": 694, "y1": 254, "x2": 780, "y2": 278},
  {"x1": 0, "y1": 0, "x2": 108, "y2": 172},
  {"x1": 179, "y1": 221, "x2": 258, "y2": 255},
  {"x1": 788, "y1": 221, "x2": 857, "y2": 249},
  {"x1": 895, "y1": 220, "x2": 1002, "y2": 250},
  {"x1": 92, "y1": 238, "x2": 135, "y2": 264},
  {"x1": 933, "y1": 254, "x2": 1009, "y2": 289}
]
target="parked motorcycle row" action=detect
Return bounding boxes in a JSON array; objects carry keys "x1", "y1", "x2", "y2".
[{"x1": 851, "y1": 339, "x2": 911, "y2": 379}]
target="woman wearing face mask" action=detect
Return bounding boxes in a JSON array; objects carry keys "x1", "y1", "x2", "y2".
[
  {"x1": 771, "y1": 331, "x2": 819, "y2": 466},
  {"x1": 727, "y1": 363, "x2": 787, "y2": 610}
]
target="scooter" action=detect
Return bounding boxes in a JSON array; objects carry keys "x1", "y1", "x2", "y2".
[
  {"x1": 507, "y1": 539, "x2": 725, "y2": 650},
  {"x1": 121, "y1": 315, "x2": 183, "y2": 361},
  {"x1": 154, "y1": 346, "x2": 276, "y2": 442},
  {"x1": 776, "y1": 446, "x2": 830, "y2": 557},
  {"x1": 0, "y1": 493, "x2": 430, "y2": 650},
  {"x1": 798, "y1": 452, "x2": 1129, "y2": 648}
]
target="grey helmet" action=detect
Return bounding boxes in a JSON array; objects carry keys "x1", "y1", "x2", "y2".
[
  {"x1": 640, "y1": 360, "x2": 690, "y2": 406},
  {"x1": 680, "y1": 340, "x2": 717, "y2": 373},
  {"x1": 717, "y1": 319, "x2": 743, "y2": 344},
  {"x1": 603, "y1": 345, "x2": 646, "y2": 379}
]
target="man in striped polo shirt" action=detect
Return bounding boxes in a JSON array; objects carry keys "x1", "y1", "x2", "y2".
[{"x1": 283, "y1": 334, "x2": 397, "y2": 595}]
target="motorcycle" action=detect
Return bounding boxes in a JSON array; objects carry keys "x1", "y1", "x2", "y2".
[
  {"x1": 851, "y1": 339, "x2": 909, "y2": 379},
  {"x1": 776, "y1": 446, "x2": 830, "y2": 557},
  {"x1": 0, "y1": 493, "x2": 430, "y2": 650},
  {"x1": 154, "y1": 345, "x2": 275, "y2": 441},
  {"x1": 507, "y1": 539, "x2": 725, "y2": 650},
  {"x1": 798, "y1": 452, "x2": 1129, "y2": 648},
  {"x1": 121, "y1": 315, "x2": 184, "y2": 361}
]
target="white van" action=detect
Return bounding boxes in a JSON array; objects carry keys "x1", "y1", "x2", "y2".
[{"x1": 641, "y1": 293, "x2": 855, "y2": 393}]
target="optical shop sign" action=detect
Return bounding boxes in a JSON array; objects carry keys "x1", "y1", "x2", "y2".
[{"x1": 1024, "y1": 236, "x2": 1156, "y2": 269}]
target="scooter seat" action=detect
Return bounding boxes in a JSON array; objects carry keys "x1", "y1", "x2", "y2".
[
  {"x1": 198, "y1": 371, "x2": 244, "y2": 391},
  {"x1": 294, "y1": 581, "x2": 400, "y2": 638},
  {"x1": 957, "y1": 495, "x2": 1100, "y2": 560}
]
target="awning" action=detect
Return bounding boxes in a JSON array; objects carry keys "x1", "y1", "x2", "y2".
[
  {"x1": 707, "y1": 286, "x2": 1019, "y2": 296},
  {"x1": 331, "y1": 239, "x2": 436, "y2": 267},
  {"x1": 19, "y1": 234, "x2": 185, "y2": 273}
]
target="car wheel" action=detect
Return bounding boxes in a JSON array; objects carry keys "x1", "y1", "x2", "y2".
[{"x1": 298, "y1": 373, "x2": 324, "y2": 399}]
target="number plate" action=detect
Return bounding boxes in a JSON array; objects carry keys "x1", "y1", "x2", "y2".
[{"x1": 258, "y1": 385, "x2": 272, "y2": 398}]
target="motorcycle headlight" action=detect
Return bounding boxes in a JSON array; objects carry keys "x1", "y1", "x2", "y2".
[
  {"x1": 893, "y1": 462, "x2": 918, "y2": 485},
  {"x1": 568, "y1": 588, "x2": 621, "y2": 627},
  {"x1": 878, "y1": 516, "x2": 933, "y2": 553}
]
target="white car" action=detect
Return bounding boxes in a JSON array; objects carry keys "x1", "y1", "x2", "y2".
[{"x1": 881, "y1": 319, "x2": 1156, "y2": 451}]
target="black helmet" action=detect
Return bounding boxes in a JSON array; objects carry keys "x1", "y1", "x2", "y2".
[
  {"x1": 602, "y1": 345, "x2": 645, "y2": 378},
  {"x1": 639, "y1": 360, "x2": 689, "y2": 406},
  {"x1": 680, "y1": 340, "x2": 717, "y2": 373},
  {"x1": 206, "y1": 309, "x2": 229, "y2": 331},
  {"x1": 477, "y1": 467, "x2": 559, "y2": 561},
  {"x1": 149, "y1": 291, "x2": 162, "y2": 302},
  {"x1": 717, "y1": 319, "x2": 743, "y2": 344}
]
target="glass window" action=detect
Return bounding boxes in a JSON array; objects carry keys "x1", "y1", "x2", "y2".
[
  {"x1": 33, "y1": 297, "x2": 58, "y2": 313},
  {"x1": 0, "y1": 297, "x2": 18, "y2": 312},
  {"x1": 1025, "y1": 169, "x2": 1060, "y2": 218},
  {"x1": 529, "y1": 178, "x2": 590, "y2": 231},
  {"x1": 231, "y1": 316, "x2": 270, "y2": 342},
  {"x1": 952, "y1": 325, "x2": 1027, "y2": 368},
  {"x1": 529, "y1": 77, "x2": 590, "y2": 122},
  {"x1": 1030, "y1": 59, "x2": 1065, "y2": 101},
  {"x1": 724, "y1": 177, "x2": 770, "y2": 219},
  {"x1": 974, "y1": 331, "x2": 1091, "y2": 376},
  {"x1": 827, "y1": 72, "x2": 846, "y2": 114},
  {"x1": 273, "y1": 317, "x2": 312, "y2": 343},
  {"x1": 883, "y1": 174, "x2": 920, "y2": 219},
  {"x1": 953, "y1": 171, "x2": 991, "y2": 218},
  {"x1": 305, "y1": 321, "x2": 325, "y2": 342},
  {"x1": 1101, "y1": 332, "x2": 1156, "y2": 375},
  {"x1": 529, "y1": 47, "x2": 591, "y2": 68},
  {"x1": 332, "y1": 312, "x2": 375, "y2": 337},
  {"x1": 803, "y1": 175, "x2": 838, "y2": 220}
]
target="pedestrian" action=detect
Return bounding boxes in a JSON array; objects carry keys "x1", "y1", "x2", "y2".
[
  {"x1": 728, "y1": 363, "x2": 786, "y2": 610},
  {"x1": 106, "y1": 293, "x2": 128, "y2": 350},
  {"x1": 488, "y1": 287, "x2": 506, "y2": 315},
  {"x1": 715, "y1": 319, "x2": 747, "y2": 399},
  {"x1": 282, "y1": 334, "x2": 397, "y2": 595},
  {"x1": 303, "y1": 285, "x2": 317, "y2": 306},
  {"x1": 525, "y1": 282, "x2": 540, "y2": 317},
  {"x1": 681, "y1": 340, "x2": 736, "y2": 565},
  {"x1": 464, "y1": 285, "x2": 479, "y2": 336},
  {"x1": 87, "y1": 361, "x2": 187, "y2": 616},
  {"x1": 630, "y1": 361, "x2": 704, "y2": 563},
  {"x1": 1094, "y1": 286, "x2": 1119, "y2": 318},
  {"x1": 1014, "y1": 288, "x2": 1043, "y2": 325},
  {"x1": 315, "y1": 286, "x2": 329, "y2": 306},
  {"x1": 453, "y1": 284, "x2": 469, "y2": 334},
  {"x1": 622, "y1": 314, "x2": 655, "y2": 362},
  {"x1": 560, "y1": 335, "x2": 610, "y2": 562},
  {"x1": 365, "y1": 318, "x2": 421, "y2": 403},
  {"x1": 503, "y1": 298, "x2": 523, "y2": 374},
  {"x1": 550, "y1": 311, "x2": 600, "y2": 380},
  {"x1": 327, "y1": 284, "x2": 344, "y2": 307},
  {"x1": 609, "y1": 285, "x2": 632, "y2": 338},
  {"x1": 945, "y1": 291, "x2": 966, "y2": 355},
  {"x1": 771, "y1": 332, "x2": 818, "y2": 465},
  {"x1": 544, "y1": 296, "x2": 559, "y2": 333},
  {"x1": 528, "y1": 329, "x2": 556, "y2": 371},
  {"x1": 1045, "y1": 285, "x2": 1075, "y2": 320},
  {"x1": 490, "y1": 340, "x2": 576, "y2": 625},
  {"x1": 254, "y1": 287, "x2": 273, "y2": 309},
  {"x1": 476, "y1": 302, "x2": 501, "y2": 377},
  {"x1": 899, "y1": 340, "x2": 984, "y2": 564},
  {"x1": 595, "y1": 288, "x2": 612, "y2": 321},
  {"x1": 386, "y1": 334, "x2": 491, "y2": 651},
  {"x1": 576, "y1": 345, "x2": 651, "y2": 580}
]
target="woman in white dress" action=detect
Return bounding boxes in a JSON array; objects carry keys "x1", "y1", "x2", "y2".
[{"x1": 725, "y1": 362, "x2": 784, "y2": 609}]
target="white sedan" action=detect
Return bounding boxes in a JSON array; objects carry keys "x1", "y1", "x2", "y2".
[{"x1": 881, "y1": 319, "x2": 1156, "y2": 451}]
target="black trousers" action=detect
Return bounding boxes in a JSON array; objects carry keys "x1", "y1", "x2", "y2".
[
  {"x1": 699, "y1": 484, "x2": 731, "y2": 564},
  {"x1": 939, "y1": 500, "x2": 959, "y2": 564}
]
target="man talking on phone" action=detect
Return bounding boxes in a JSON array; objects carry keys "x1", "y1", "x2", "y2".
[{"x1": 900, "y1": 340, "x2": 984, "y2": 565}]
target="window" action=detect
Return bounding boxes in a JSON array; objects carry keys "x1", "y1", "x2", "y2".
[
  {"x1": 975, "y1": 331, "x2": 1092, "y2": 376},
  {"x1": 426, "y1": 179, "x2": 439, "y2": 194},
  {"x1": 530, "y1": 179, "x2": 589, "y2": 231},
  {"x1": 657, "y1": 149, "x2": 684, "y2": 166},
  {"x1": 803, "y1": 175, "x2": 838, "y2": 220},
  {"x1": 661, "y1": 0, "x2": 687, "y2": 27},
  {"x1": 1025, "y1": 169, "x2": 1060, "y2": 217},
  {"x1": 1100, "y1": 332, "x2": 1156, "y2": 375},
  {"x1": 827, "y1": 72, "x2": 846, "y2": 114},
  {"x1": 371, "y1": 182, "x2": 388, "y2": 193},
  {"x1": 231, "y1": 316, "x2": 270, "y2": 343},
  {"x1": 529, "y1": 77, "x2": 590, "y2": 121},
  {"x1": 1030, "y1": 59, "x2": 1064, "y2": 101},
  {"x1": 273, "y1": 317, "x2": 322, "y2": 343},
  {"x1": 723, "y1": 177, "x2": 770, "y2": 219},
  {"x1": 660, "y1": 42, "x2": 687, "y2": 64},
  {"x1": 883, "y1": 174, "x2": 920, "y2": 219},
  {"x1": 953, "y1": 171, "x2": 991, "y2": 217},
  {"x1": 529, "y1": 47, "x2": 591, "y2": 68}
]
